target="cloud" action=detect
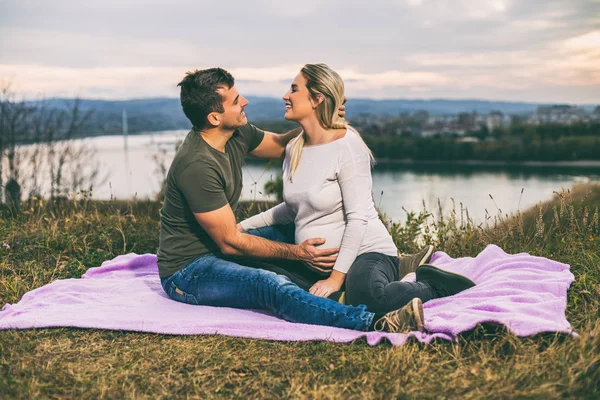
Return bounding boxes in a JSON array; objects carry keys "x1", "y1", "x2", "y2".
[
  {"x1": 340, "y1": 69, "x2": 451, "y2": 87},
  {"x1": 398, "y1": 0, "x2": 511, "y2": 20},
  {"x1": 0, "y1": 64, "x2": 450, "y2": 99},
  {"x1": 2, "y1": 60, "x2": 598, "y2": 104},
  {"x1": 561, "y1": 30, "x2": 600, "y2": 52},
  {"x1": 401, "y1": 29, "x2": 600, "y2": 92},
  {"x1": 0, "y1": 0, "x2": 599, "y2": 102},
  {"x1": 549, "y1": 30, "x2": 600, "y2": 85},
  {"x1": 260, "y1": 0, "x2": 324, "y2": 17},
  {"x1": 0, "y1": 65, "x2": 183, "y2": 99}
]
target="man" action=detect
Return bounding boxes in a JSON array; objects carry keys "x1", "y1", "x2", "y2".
[{"x1": 157, "y1": 67, "x2": 437, "y2": 332}]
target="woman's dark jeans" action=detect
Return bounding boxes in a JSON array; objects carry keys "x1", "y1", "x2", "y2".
[
  {"x1": 345, "y1": 252, "x2": 435, "y2": 314},
  {"x1": 247, "y1": 225, "x2": 435, "y2": 314}
]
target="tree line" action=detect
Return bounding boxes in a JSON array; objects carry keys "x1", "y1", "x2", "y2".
[{"x1": 362, "y1": 135, "x2": 600, "y2": 162}]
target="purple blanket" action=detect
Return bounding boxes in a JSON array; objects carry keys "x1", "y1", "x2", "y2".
[{"x1": 0, "y1": 245, "x2": 576, "y2": 345}]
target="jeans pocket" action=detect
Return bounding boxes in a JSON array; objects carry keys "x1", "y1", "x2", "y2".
[{"x1": 167, "y1": 281, "x2": 199, "y2": 305}]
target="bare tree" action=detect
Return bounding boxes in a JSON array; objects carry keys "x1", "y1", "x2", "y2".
[
  {"x1": 1, "y1": 86, "x2": 101, "y2": 209},
  {"x1": 0, "y1": 84, "x2": 35, "y2": 209},
  {"x1": 34, "y1": 99, "x2": 94, "y2": 199},
  {"x1": 151, "y1": 139, "x2": 182, "y2": 201}
]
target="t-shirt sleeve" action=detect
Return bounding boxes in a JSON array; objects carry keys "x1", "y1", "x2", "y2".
[
  {"x1": 177, "y1": 161, "x2": 227, "y2": 213},
  {"x1": 238, "y1": 123, "x2": 265, "y2": 153},
  {"x1": 332, "y1": 139, "x2": 372, "y2": 274}
]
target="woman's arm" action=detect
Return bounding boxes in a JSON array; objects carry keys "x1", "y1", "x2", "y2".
[
  {"x1": 330, "y1": 141, "x2": 371, "y2": 274},
  {"x1": 238, "y1": 202, "x2": 296, "y2": 232}
]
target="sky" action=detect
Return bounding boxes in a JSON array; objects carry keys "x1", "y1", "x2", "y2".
[{"x1": 1, "y1": 0, "x2": 599, "y2": 103}]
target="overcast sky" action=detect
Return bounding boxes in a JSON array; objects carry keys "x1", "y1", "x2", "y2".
[{"x1": 1, "y1": 0, "x2": 599, "y2": 103}]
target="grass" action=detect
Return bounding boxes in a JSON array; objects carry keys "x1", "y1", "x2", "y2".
[{"x1": 0, "y1": 185, "x2": 599, "y2": 399}]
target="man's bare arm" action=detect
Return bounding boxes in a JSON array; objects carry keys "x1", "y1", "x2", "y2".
[
  {"x1": 250, "y1": 101, "x2": 346, "y2": 159},
  {"x1": 250, "y1": 127, "x2": 302, "y2": 159},
  {"x1": 194, "y1": 203, "x2": 337, "y2": 272}
]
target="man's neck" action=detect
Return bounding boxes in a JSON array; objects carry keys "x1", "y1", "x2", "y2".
[{"x1": 198, "y1": 126, "x2": 236, "y2": 153}]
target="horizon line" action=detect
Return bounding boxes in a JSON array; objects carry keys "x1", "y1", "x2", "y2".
[{"x1": 26, "y1": 95, "x2": 600, "y2": 107}]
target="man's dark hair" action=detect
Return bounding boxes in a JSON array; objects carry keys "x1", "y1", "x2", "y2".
[{"x1": 177, "y1": 68, "x2": 235, "y2": 130}]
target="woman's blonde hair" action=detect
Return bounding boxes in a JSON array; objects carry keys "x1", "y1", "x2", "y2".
[{"x1": 288, "y1": 63, "x2": 374, "y2": 178}]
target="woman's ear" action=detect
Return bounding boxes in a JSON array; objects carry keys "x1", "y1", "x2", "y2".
[{"x1": 311, "y1": 93, "x2": 325, "y2": 109}]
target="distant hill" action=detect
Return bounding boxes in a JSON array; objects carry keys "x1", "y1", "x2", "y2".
[
  {"x1": 30, "y1": 97, "x2": 598, "y2": 137},
  {"x1": 245, "y1": 97, "x2": 548, "y2": 119},
  {"x1": 28, "y1": 98, "x2": 188, "y2": 136}
]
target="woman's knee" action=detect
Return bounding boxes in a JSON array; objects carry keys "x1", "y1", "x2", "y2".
[
  {"x1": 346, "y1": 254, "x2": 393, "y2": 309},
  {"x1": 347, "y1": 254, "x2": 391, "y2": 288}
]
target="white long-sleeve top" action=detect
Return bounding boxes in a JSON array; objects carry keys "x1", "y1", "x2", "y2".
[{"x1": 240, "y1": 129, "x2": 397, "y2": 274}]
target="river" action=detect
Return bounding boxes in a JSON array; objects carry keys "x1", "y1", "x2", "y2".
[{"x1": 16, "y1": 130, "x2": 600, "y2": 223}]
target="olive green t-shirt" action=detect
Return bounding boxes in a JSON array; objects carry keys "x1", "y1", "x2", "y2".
[{"x1": 157, "y1": 124, "x2": 265, "y2": 277}]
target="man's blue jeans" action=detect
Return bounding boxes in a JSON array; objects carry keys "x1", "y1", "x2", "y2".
[{"x1": 160, "y1": 226, "x2": 374, "y2": 331}]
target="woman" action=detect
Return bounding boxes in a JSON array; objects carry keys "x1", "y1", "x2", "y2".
[{"x1": 239, "y1": 64, "x2": 475, "y2": 320}]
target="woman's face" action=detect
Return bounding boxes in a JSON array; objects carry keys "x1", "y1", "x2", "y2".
[{"x1": 282, "y1": 72, "x2": 318, "y2": 121}]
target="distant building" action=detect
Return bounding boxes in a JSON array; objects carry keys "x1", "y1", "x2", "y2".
[
  {"x1": 474, "y1": 114, "x2": 487, "y2": 126},
  {"x1": 486, "y1": 111, "x2": 504, "y2": 132},
  {"x1": 458, "y1": 112, "x2": 474, "y2": 126},
  {"x1": 420, "y1": 128, "x2": 439, "y2": 138},
  {"x1": 451, "y1": 128, "x2": 467, "y2": 136},
  {"x1": 418, "y1": 126, "x2": 466, "y2": 137},
  {"x1": 534, "y1": 105, "x2": 586, "y2": 124},
  {"x1": 413, "y1": 110, "x2": 429, "y2": 123}
]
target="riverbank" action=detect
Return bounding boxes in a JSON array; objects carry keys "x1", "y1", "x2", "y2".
[
  {"x1": 246, "y1": 156, "x2": 600, "y2": 169},
  {"x1": 374, "y1": 158, "x2": 600, "y2": 168},
  {"x1": 247, "y1": 156, "x2": 600, "y2": 172},
  {"x1": 0, "y1": 184, "x2": 598, "y2": 398}
]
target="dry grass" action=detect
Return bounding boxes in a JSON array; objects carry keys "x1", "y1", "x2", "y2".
[{"x1": 1, "y1": 185, "x2": 599, "y2": 399}]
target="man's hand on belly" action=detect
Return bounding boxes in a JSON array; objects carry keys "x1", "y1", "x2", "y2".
[{"x1": 296, "y1": 238, "x2": 338, "y2": 274}]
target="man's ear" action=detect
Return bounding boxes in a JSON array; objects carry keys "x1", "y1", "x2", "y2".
[{"x1": 207, "y1": 112, "x2": 221, "y2": 127}]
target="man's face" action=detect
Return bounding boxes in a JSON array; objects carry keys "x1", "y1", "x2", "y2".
[{"x1": 215, "y1": 85, "x2": 248, "y2": 129}]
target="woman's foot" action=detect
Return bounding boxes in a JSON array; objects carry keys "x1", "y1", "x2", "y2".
[
  {"x1": 373, "y1": 298, "x2": 424, "y2": 333},
  {"x1": 415, "y1": 264, "x2": 475, "y2": 298},
  {"x1": 398, "y1": 245, "x2": 434, "y2": 277}
]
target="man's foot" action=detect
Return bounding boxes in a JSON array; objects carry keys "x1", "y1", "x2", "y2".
[
  {"x1": 398, "y1": 245, "x2": 435, "y2": 277},
  {"x1": 373, "y1": 298, "x2": 424, "y2": 333},
  {"x1": 415, "y1": 264, "x2": 475, "y2": 298}
]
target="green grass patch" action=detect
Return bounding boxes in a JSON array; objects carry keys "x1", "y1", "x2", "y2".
[{"x1": 1, "y1": 185, "x2": 599, "y2": 398}]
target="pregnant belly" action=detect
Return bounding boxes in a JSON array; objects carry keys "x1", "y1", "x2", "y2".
[{"x1": 295, "y1": 220, "x2": 345, "y2": 249}]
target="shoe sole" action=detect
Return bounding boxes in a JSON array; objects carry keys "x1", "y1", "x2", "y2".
[
  {"x1": 411, "y1": 298, "x2": 425, "y2": 332},
  {"x1": 398, "y1": 245, "x2": 435, "y2": 278},
  {"x1": 418, "y1": 245, "x2": 434, "y2": 266},
  {"x1": 416, "y1": 264, "x2": 476, "y2": 296}
]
